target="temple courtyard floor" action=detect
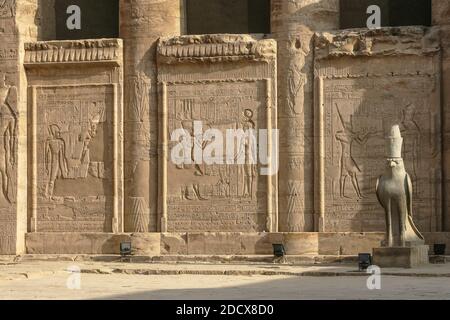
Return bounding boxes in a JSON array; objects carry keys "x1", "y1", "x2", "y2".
[{"x1": 0, "y1": 256, "x2": 449, "y2": 300}]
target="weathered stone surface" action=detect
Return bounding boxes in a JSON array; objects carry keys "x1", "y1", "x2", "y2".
[
  {"x1": 120, "y1": 0, "x2": 181, "y2": 233},
  {"x1": 24, "y1": 39, "x2": 124, "y2": 234},
  {"x1": 373, "y1": 245, "x2": 429, "y2": 268},
  {"x1": 0, "y1": 0, "x2": 39, "y2": 254},
  {"x1": 160, "y1": 233, "x2": 188, "y2": 255},
  {"x1": 157, "y1": 35, "x2": 277, "y2": 233},
  {"x1": 187, "y1": 233, "x2": 243, "y2": 255},
  {"x1": 318, "y1": 233, "x2": 384, "y2": 255},
  {"x1": 314, "y1": 27, "x2": 441, "y2": 233},
  {"x1": 432, "y1": 0, "x2": 450, "y2": 26},
  {"x1": 271, "y1": 0, "x2": 340, "y2": 232}
]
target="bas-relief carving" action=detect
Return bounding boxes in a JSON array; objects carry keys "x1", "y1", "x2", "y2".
[
  {"x1": 319, "y1": 78, "x2": 440, "y2": 232},
  {"x1": 165, "y1": 81, "x2": 266, "y2": 232},
  {"x1": 0, "y1": 72, "x2": 17, "y2": 207},
  {"x1": 127, "y1": 72, "x2": 150, "y2": 123},
  {"x1": 0, "y1": 71, "x2": 17, "y2": 254},
  {"x1": 157, "y1": 34, "x2": 277, "y2": 64},
  {"x1": 315, "y1": 28, "x2": 441, "y2": 233},
  {"x1": 286, "y1": 37, "x2": 310, "y2": 117},
  {"x1": 158, "y1": 35, "x2": 277, "y2": 233},
  {"x1": 32, "y1": 85, "x2": 115, "y2": 232},
  {"x1": 24, "y1": 40, "x2": 121, "y2": 65},
  {"x1": 125, "y1": 71, "x2": 152, "y2": 233}
]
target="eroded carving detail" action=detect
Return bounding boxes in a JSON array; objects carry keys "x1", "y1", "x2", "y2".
[
  {"x1": 33, "y1": 85, "x2": 115, "y2": 232},
  {"x1": 315, "y1": 27, "x2": 440, "y2": 60},
  {"x1": 164, "y1": 81, "x2": 268, "y2": 232},
  {"x1": 24, "y1": 39, "x2": 122, "y2": 65},
  {"x1": 158, "y1": 34, "x2": 276, "y2": 64},
  {"x1": 0, "y1": 0, "x2": 15, "y2": 18},
  {"x1": 0, "y1": 72, "x2": 16, "y2": 206}
]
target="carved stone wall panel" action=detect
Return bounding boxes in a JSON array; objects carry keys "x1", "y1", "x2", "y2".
[
  {"x1": 25, "y1": 39, "x2": 124, "y2": 234},
  {"x1": 31, "y1": 85, "x2": 114, "y2": 232},
  {"x1": 315, "y1": 28, "x2": 442, "y2": 233},
  {"x1": 157, "y1": 35, "x2": 277, "y2": 233}
]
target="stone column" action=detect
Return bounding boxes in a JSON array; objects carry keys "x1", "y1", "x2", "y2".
[
  {"x1": 433, "y1": 0, "x2": 450, "y2": 231},
  {"x1": 120, "y1": 0, "x2": 181, "y2": 232},
  {"x1": 0, "y1": 0, "x2": 39, "y2": 254},
  {"x1": 271, "y1": 0, "x2": 339, "y2": 232}
]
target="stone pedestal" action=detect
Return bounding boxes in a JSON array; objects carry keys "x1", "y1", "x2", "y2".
[{"x1": 373, "y1": 246, "x2": 429, "y2": 268}]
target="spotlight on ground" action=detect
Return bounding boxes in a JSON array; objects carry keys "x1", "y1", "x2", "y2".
[
  {"x1": 358, "y1": 253, "x2": 372, "y2": 271},
  {"x1": 272, "y1": 243, "x2": 286, "y2": 258}
]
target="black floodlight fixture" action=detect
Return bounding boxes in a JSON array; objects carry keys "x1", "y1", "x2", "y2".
[
  {"x1": 120, "y1": 242, "x2": 132, "y2": 256},
  {"x1": 434, "y1": 244, "x2": 446, "y2": 256},
  {"x1": 358, "y1": 253, "x2": 372, "y2": 271},
  {"x1": 272, "y1": 243, "x2": 286, "y2": 258}
]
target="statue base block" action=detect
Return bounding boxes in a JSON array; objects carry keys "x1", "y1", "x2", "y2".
[{"x1": 373, "y1": 245, "x2": 429, "y2": 268}]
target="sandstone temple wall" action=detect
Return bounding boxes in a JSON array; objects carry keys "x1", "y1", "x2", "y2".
[{"x1": 0, "y1": 0, "x2": 449, "y2": 255}]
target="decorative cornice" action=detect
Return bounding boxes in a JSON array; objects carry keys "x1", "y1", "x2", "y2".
[
  {"x1": 24, "y1": 39, "x2": 122, "y2": 65},
  {"x1": 315, "y1": 26, "x2": 440, "y2": 60},
  {"x1": 157, "y1": 34, "x2": 276, "y2": 64}
]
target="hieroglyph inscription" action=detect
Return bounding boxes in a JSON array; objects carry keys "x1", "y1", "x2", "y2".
[
  {"x1": 0, "y1": 72, "x2": 17, "y2": 208},
  {"x1": 318, "y1": 76, "x2": 440, "y2": 232},
  {"x1": 166, "y1": 81, "x2": 268, "y2": 232},
  {"x1": 32, "y1": 85, "x2": 115, "y2": 232}
]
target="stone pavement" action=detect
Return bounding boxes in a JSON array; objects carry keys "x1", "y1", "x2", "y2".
[{"x1": 0, "y1": 256, "x2": 450, "y2": 299}]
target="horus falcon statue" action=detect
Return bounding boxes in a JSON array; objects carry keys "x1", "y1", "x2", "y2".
[{"x1": 375, "y1": 125, "x2": 424, "y2": 247}]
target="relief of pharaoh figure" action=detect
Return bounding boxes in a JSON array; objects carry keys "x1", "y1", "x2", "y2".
[
  {"x1": 335, "y1": 105, "x2": 373, "y2": 200},
  {"x1": 0, "y1": 73, "x2": 17, "y2": 205},
  {"x1": 45, "y1": 124, "x2": 68, "y2": 198}
]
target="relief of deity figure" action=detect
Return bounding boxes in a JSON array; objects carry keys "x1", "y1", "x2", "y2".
[
  {"x1": 0, "y1": 0, "x2": 15, "y2": 18},
  {"x1": 287, "y1": 57, "x2": 307, "y2": 116},
  {"x1": 79, "y1": 106, "x2": 103, "y2": 170},
  {"x1": 335, "y1": 105, "x2": 374, "y2": 200},
  {"x1": 0, "y1": 73, "x2": 17, "y2": 205},
  {"x1": 45, "y1": 124, "x2": 69, "y2": 198},
  {"x1": 236, "y1": 109, "x2": 258, "y2": 199}
]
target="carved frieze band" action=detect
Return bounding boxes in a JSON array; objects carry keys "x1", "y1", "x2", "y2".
[
  {"x1": 315, "y1": 27, "x2": 440, "y2": 60},
  {"x1": 157, "y1": 34, "x2": 276, "y2": 64},
  {"x1": 24, "y1": 39, "x2": 122, "y2": 65}
]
